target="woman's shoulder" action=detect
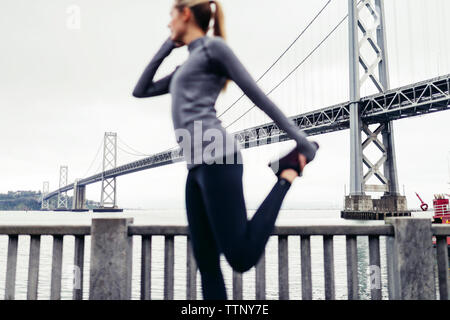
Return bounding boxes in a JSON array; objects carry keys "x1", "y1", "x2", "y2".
[
  {"x1": 205, "y1": 36, "x2": 230, "y2": 53},
  {"x1": 205, "y1": 35, "x2": 226, "y2": 45}
]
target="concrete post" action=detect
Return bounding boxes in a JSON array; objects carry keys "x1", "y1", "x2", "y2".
[
  {"x1": 89, "y1": 218, "x2": 133, "y2": 300},
  {"x1": 385, "y1": 218, "x2": 436, "y2": 299}
]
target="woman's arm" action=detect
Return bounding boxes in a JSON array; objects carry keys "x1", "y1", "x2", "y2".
[
  {"x1": 132, "y1": 37, "x2": 177, "y2": 98},
  {"x1": 207, "y1": 38, "x2": 318, "y2": 163}
]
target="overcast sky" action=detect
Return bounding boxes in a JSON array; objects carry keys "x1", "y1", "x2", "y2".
[{"x1": 0, "y1": 0, "x2": 449, "y2": 210}]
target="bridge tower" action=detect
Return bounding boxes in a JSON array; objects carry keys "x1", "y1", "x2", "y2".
[
  {"x1": 57, "y1": 166, "x2": 69, "y2": 210},
  {"x1": 41, "y1": 181, "x2": 50, "y2": 210},
  {"x1": 96, "y1": 132, "x2": 122, "y2": 212},
  {"x1": 345, "y1": 0, "x2": 408, "y2": 215}
]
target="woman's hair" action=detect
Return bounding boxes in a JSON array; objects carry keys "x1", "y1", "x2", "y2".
[{"x1": 174, "y1": 0, "x2": 230, "y2": 92}]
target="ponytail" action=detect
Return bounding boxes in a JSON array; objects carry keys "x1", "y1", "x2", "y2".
[
  {"x1": 212, "y1": 1, "x2": 226, "y2": 40},
  {"x1": 210, "y1": 1, "x2": 229, "y2": 92}
]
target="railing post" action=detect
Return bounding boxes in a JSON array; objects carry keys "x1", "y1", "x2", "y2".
[
  {"x1": 386, "y1": 234, "x2": 400, "y2": 300},
  {"x1": 5, "y1": 235, "x2": 18, "y2": 300},
  {"x1": 255, "y1": 251, "x2": 266, "y2": 300},
  {"x1": 385, "y1": 218, "x2": 436, "y2": 300},
  {"x1": 436, "y1": 236, "x2": 449, "y2": 300},
  {"x1": 232, "y1": 271, "x2": 243, "y2": 300},
  {"x1": 164, "y1": 235, "x2": 175, "y2": 300},
  {"x1": 346, "y1": 235, "x2": 358, "y2": 300},
  {"x1": 278, "y1": 235, "x2": 289, "y2": 300},
  {"x1": 89, "y1": 218, "x2": 133, "y2": 300},
  {"x1": 186, "y1": 237, "x2": 197, "y2": 300},
  {"x1": 73, "y1": 235, "x2": 85, "y2": 300}
]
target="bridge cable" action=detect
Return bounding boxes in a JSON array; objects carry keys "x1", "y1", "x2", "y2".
[
  {"x1": 216, "y1": 0, "x2": 332, "y2": 119},
  {"x1": 224, "y1": 8, "x2": 351, "y2": 130},
  {"x1": 117, "y1": 136, "x2": 153, "y2": 157},
  {"x1": 117, "y1": 144, "x2": 152, "y2": 158},
  {"x1": 116, "y1": 137, "x2": 183, "y2": 159},
  {"x1": 82, "y1": 137, "x2": 104, "y2": 178}
]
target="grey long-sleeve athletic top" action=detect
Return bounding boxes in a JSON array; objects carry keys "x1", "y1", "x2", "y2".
[{"x1": 133, "y1": 35, "x2": 317, "y2": 170}]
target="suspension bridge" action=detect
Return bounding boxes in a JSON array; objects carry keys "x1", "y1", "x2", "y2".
[{"x1": 41, "y1": 0, "x2": 450, "y2": 215}]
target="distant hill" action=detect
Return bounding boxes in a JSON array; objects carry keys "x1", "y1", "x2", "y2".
[{"x1": 0, "y1": 190, "x2": 100, "y2": 211}]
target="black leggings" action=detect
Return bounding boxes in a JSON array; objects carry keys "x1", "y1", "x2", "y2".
[{"x1": 185, "y1": 152, "x2": 291, "y2": 300}]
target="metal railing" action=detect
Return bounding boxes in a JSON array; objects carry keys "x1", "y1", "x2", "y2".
[
  {"x1": 0, "y1": 225, "x2": 89, "y2": 300},
  {"x1": 0, "y1": 219, "x2": 449, "y2": 300}
]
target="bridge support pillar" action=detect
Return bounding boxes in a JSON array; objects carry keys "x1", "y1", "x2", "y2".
[
  {"x1": 56, "y1": 166, "x2": 69, "y2": 211},
  {"x1": 41, "y1": 181, "x2": 50, "y2": 211},
  {"x1": 95, "y1": 132, "x2": 123, "y2": 212},
  {"x1": 344, "y1": 0, "x2": 408, "y2": 219},
  {"x1": 373, "y1": 195, "x2": 408, "y2": 212},
  {"x1": 344, "y1": 195, "x2": 373, "y2": 212},
  {"x1": 382, "y1": 121, "x2": 400, "y2": 195},
  {"x1": 72, "y1": 179, "x2": 88, "y2": 212},
  {"x1": 348, "y1": 0, "x2": 364, "y2": 196}
]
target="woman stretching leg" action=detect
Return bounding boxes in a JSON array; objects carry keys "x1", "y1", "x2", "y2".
[
  {"x1": 133, "y1": 0, "x2": 318, "y2": 299},
  {"x1": 186, "y1": 153, "x2": 297, "y2": 299}
]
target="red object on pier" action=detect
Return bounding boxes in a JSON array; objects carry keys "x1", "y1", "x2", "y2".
[
  {"x1": 415, "y1": 192, "x2": 429, "y2": 211},
  {"x1": 433, "y1": 195, "x2": 450, "y2": 222},
  {"x1": 431, "y1": 195, "x2": 450, "y2": 246}
]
